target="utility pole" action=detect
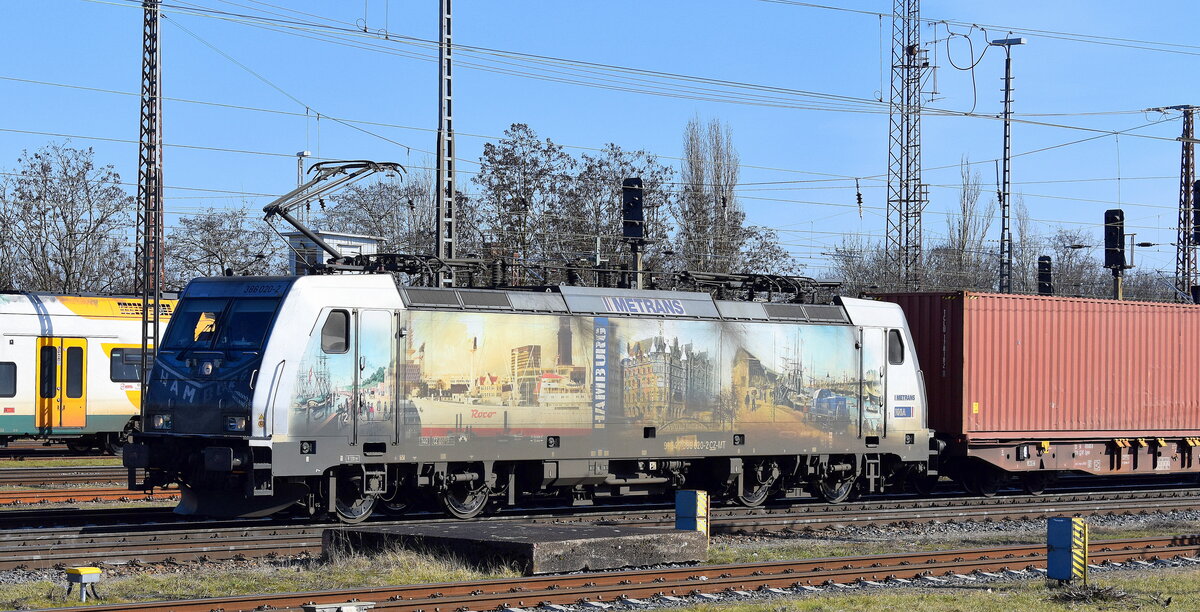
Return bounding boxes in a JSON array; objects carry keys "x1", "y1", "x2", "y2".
[
  {"x1": 991, "y1": 37, "x2": 1026, "y2": 293},
  {"x1": 434, "y1": 0, "x2": 456, "y2": 287},
  {"x1": 886, "y1": 0, "x2": 929, "y2": 289},
  {"x1": 135, "y1": 0, "x2": 164, "y2": 409}
]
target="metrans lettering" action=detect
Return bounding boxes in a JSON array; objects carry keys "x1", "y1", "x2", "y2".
[{"x1": 601, "y1": 296, "x2": 686, "y2": 315}]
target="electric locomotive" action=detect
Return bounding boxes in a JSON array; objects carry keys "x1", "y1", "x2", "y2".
[{"x1": 126, "y1": 274, "x2": 937, "y2": 521}]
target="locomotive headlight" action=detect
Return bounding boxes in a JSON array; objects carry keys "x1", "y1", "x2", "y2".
[
  {"x1": 225, "y1": 416, "x2": 248, "y2": 432},
  {"x1": 151, "y1": 414, "x2": 172, "y2": 430}
]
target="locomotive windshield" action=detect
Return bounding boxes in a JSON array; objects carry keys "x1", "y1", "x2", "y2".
[{"x1": 162, "y1": 297, "x2": 280, "y2": 352}]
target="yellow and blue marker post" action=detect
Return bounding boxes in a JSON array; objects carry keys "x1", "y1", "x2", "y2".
[
  {"x1": 675, "y1": 489, "x2": 710, "y2": 543},
  {"x1": 1047, "y1": 517, "x2": 1089, "y2": 585}
]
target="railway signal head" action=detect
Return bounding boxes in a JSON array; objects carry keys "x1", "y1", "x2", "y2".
[
  {"x1": 622, "y1": 177, "x2": 645, "y2": 240},
  {"x1": 1103, "y1": 209, "x2": 1125, "y2": 270}
]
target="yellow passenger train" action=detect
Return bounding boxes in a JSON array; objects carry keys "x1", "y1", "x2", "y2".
[{"x1": 0, "y1": 292, "x2": 174, "y2": 453}]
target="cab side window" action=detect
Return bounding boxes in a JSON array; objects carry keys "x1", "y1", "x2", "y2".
[
  {"x1": 887, "y1": 329, "x2": 905, "y2": 365},
  {"x1": 321, "y1": 310, "x2": 350, "y2": 354}
]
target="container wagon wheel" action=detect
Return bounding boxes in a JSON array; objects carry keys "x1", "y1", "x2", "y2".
[
  {"x1": 1021, "y1": 472, "x2": 1049, "y2": 495},
  {"x1": 963, "y1": 464, "x2": 1006, "y2": 497},
  {"x1": 910, "y1": 474, "x2": 939, "y2": 497},
  {"x1": 333, "y1": 474, "x2": 377, "y2": 524}
]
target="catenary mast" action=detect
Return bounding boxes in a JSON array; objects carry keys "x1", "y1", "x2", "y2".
[{"x1": 886, "y1": 0, "x2": 928, "y2": 288}]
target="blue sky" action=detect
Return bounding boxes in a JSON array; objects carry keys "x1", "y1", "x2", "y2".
[{"x1": 2, "y1": 1, "x2": 1196, "y2": 279}]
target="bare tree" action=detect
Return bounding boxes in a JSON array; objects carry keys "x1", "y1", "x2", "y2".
[
  {"x1": 671, "y1": 117, "x2": 797, "y2": 275},
  {"x1": 318, "y1": 167, "x2": 438, "y2": 255},
  {"x1": 1045, "y1": 228, "x2": 1107, "y2": 297},
  {"x1": 1010, "y1": 196, "x2": 1041, "y2": 293},
  {"x1": 557, "y1": 143, "x2": 674, "y2": 269},
  {"x1": 0, "y1": 143, "x2": 134, "y2": 293},
  {"x1": 927, "y1": 158, "x2": 995, "y2": 290},
  {"x1": 164, "y1": 206, "x2": 286, "y2": 290},
  {"x1": 829, "y1": 236, "x2": 894, "y2": 296},
  {"x1": 472, "y1": 124, "x2": 576, "y2": 272}
]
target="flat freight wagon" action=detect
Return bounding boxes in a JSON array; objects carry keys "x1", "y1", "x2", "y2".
[{"x1": 873, "y1": 291, "x2": 1200, "y2": 494}]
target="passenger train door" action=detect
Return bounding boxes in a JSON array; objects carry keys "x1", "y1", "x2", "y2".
[
  {"x1": 860, "y1": 329, "x2": 886, "y2": 439},
  {"x1": 35, "y1": 337, "x2": 87, "y2": 429}
]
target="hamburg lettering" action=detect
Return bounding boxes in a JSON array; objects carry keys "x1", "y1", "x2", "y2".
[{"x1": 592, "y1": 318, "x2": 608, "y2": 429}]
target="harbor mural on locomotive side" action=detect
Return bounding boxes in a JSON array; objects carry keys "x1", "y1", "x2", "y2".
[{"x1": 286, "y1": 308, "x2": 882, "y2": 453}]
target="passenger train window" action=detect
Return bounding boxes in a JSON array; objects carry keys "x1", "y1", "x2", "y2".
[
  {"x1": 321, "y1": 310, "x2": 350, "y2": 354},
  {"x1": 65, "y1": 346, "x2": 83, "y2": 399},
  {"x1": 0, "y1": 362, "x2": 14, "y2": 398},
  {"x1": 887, "y1": 329, "x2": 905, "y2": 365},
  {"x1": 110, "y1": 348, "x2": 142, "y2": 383},
  {"x1": 39, "y1": 346, "x2": 56, "y2": 398}
]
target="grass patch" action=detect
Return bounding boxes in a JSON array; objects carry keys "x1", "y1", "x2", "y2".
[
  {"x1": 708, "y1": 519, "x2": 1200, "y2": 565},
  {"x1": 667, "y1": 569, "x2": 1195, "y2": 611},
  {"x1": 0, "y1": 546, "x2": 520, "y2": 610}
]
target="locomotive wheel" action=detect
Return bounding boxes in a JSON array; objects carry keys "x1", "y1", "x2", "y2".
[
  {"x1": 335, "y1": 494, "x2": 377, "y2": 524},
  {"x1": 440, "y1": 480, "x2": 490, "y2": 519},
  {"x1": 379, "y1": 488, "x2": 412, "y2": 516},
  {"x1": 734, "y1": 461, "x2": 778, "y2": 507},
  {"x1": 815, "y1": 474, "x2": 858, "y2": 503},
  {"x1": 333, "y1": 474, "x2": 377, "y2": 524},
  {"x1": 1021, "y1": 472, "x2": 1049, "y2": 495}
]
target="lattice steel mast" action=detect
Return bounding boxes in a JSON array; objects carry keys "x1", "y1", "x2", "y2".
[
  {"x1": 136, "y1": 0, "x2": 164, "y2": 405},
  {"x1": 886, "y1": 0, "x2": 928, "y2": 288},
  {"x1": 1175, "y1": 106, "x2": 1197, "y2": 300},
  {"x1": 434, "y1": 0, "x2": 457, "y2": 287}
]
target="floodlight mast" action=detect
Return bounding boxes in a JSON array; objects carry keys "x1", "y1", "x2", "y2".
[
  {"x1": 263, "y1": 160, "x2": 404, "y2": 262},
  {"x1": 990, "y1": 36, "x2": 1026, "y2": 293}
]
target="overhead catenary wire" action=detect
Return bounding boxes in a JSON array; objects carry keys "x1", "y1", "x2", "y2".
[{"x1": 77, "y1": 0, "x2": 1184, "y2": 145}]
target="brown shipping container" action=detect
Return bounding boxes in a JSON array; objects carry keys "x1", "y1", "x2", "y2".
[{"x1": 874, "y1": 292, "x2": 1200, "y2": 440}]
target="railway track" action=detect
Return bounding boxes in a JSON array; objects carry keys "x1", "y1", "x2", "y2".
[
  {"x1": 4, "y1": 488, "x2": 1199, "y2": 571},
  {"x1": 0, "y1": 486, "x2": 176, "y2": 505},
  {"x1": 43, "y1": 535, "x2": 1200, "y2": 612},
  {"x1": 0, "y1": 441, "x2": 94, "y2": 460},
  {"x1": 0, "y1": 466, "x2": 127, "y2": 486}
]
